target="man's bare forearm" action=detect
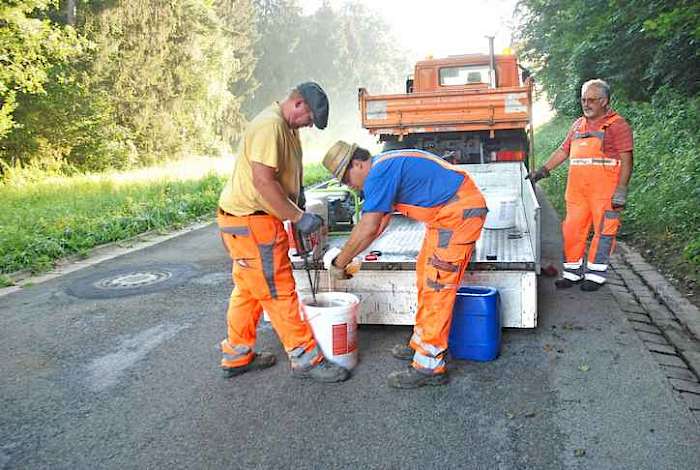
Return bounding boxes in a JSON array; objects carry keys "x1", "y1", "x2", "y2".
[
  {"x1": 256, "y1": 179, "x2": 303, "y2": 222},
  {"x1": 543, "y1": 148, "x2": 568, "y2": 172},
  {"x1": 618, "y1": 151, "x2": 633, "y2": 187},
  {"x1": 252, "y1": 162, "x2": 303, "y2": 221}
]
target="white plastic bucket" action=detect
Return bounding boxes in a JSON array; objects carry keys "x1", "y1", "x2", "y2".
[
  {"x1": 300, "y1": 292, "x2": 359, "y2": 370},
  {"x1": 483, "y1": 191, "x2": 517, "y2": 229}
]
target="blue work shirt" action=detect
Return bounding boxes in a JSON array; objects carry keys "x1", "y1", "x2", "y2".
[{"x1": 362, "y1": 150, "x2": 465, "y2": 214}]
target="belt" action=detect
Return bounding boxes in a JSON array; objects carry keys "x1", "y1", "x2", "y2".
[{"x1": 218, "y1": 208, "x2": 268, "y2": 217}]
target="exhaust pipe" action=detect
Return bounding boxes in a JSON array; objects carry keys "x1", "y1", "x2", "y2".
[{"x1": 486, "y1": 35, "x2": 496, "y2": 88}]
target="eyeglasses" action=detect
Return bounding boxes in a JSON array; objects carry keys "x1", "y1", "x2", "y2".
[{"x1": 580, "y1": 97, "x2": 603, "y2": 104}]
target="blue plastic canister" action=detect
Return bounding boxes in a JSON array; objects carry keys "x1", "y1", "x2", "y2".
[{"x1": 448, "y1": 286, "x2": 501, "y2": 361}]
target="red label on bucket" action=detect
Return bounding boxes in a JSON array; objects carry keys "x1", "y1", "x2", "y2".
[{"x1": 332, "y1": 323, "x2": 348, "y2": 355}]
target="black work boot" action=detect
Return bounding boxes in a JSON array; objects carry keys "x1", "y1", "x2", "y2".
[
  {"x1": 580, "y1": 279, "x2": 603, "y2": 292},
  {"x1": 554, "y1": 278, "x2": 579, "y2": 289},
  {"x1": 391, "y1": 343, "x2": 414, "y2": 361},
  {"x1": 291, "y1": 358, "x2": 350, "y2": 383},
  {"x1": 222, "y1": 352, "x2": 276, "y2": 378},
  {"x1": 388, "y1": 367, "x2": 449, "y2": 389}
]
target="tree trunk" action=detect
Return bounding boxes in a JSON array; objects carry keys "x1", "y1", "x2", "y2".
[{"x1": 66, "y1": 0, "x2": 76, "y2": 26}]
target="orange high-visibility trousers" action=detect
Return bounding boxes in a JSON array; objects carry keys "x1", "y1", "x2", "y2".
[
  {"x1": 562, "y1": 114, "x2": 623, "y2": 285},
  {"x1": 397, "y1": 177, "x2": 487, "y2": 374},
  {"x1": 217, "y1": 210, "x2": 321, "y2": 370}
]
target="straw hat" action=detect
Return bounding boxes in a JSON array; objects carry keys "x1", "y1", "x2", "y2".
[{"x1": 323, "y1": 141, "x2": 357, "y2": 181}]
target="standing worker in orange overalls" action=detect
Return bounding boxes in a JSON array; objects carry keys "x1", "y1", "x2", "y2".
[
  {"x1": 527, "y1": 79, "x2": 634, "y2": 291},
  {"x1": 216, "y1": 83, "x2": 349, "y2": 383},
  {"x1": 322, "y1": 142, "x2": 487, "y2": 389}
]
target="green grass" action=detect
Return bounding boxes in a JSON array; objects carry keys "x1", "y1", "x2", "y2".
[{"x1": 1, "y1": 159, "x2": 333, "y2": 275}]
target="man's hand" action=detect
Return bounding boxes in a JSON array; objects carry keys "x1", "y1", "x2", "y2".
[
  {"x1": 612, "y1": 186, "x2": 627, "y2": 209},
  {"x1": 525, "y1": 166, "x2": 550, "y2": 184},
  {"x1": 296, "y1": 212, "x2": 323, "y2": 234},
  {"x1": 323, "y1": 247, "x2": 352, "y2": 280},
  {"x1": 329, "y1": 257, "x2": 352, "y2": 280}
]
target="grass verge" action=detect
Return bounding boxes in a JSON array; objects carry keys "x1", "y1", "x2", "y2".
[{"x1": 1, "y1": 157, "x2": 331, "y2": 277}]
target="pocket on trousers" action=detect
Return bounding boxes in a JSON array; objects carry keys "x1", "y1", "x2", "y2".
[
  {"x1": 425, "y1": 248, "x2": 466, "y2": 292},
  {"x1": 601, "y1": 210, "x2": 621, "y2": 236},
  {"x1": 220, "y1": 228, "x2": 258, "y2": 268}
]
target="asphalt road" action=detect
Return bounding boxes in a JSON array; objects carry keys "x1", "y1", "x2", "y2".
[{"x1": 1, "y1": 191, "x2": 698, "y2": 469}]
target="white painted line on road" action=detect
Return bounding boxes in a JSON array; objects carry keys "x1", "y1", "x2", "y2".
[{"x1": 85, "y1": 323, "x2": 189, "y2": 392}]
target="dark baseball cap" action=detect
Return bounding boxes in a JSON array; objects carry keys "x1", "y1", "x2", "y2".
[{"x1": 296, "y1": 82, "x2": 329, "y2": 129}]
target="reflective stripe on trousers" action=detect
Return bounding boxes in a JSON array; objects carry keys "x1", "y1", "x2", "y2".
[
  {"x1": 562, "y1": 259, "x2": 583, "y2": 282},
  {"x1": 217, "y1": 210, "x2": 318, "y2": 368},
  {"x1": 288, "y1": 344, "x2": 322, "y2": 370}
]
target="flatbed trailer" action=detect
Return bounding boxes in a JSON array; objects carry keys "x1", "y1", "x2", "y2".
[{"x1": 293, "y1": 161, "x2": 540, "y2": 328}]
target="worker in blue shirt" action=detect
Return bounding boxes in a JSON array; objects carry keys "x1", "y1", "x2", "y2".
[{"x1": 322, "y1": 141, "x2": 487, "y2": 389}]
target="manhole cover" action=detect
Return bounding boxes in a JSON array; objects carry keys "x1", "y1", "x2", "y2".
[
  {"x1": 94, "y1": 271, "x2": 173, "y2": 290},
  {"x1": 66, "y1": 264, "x2": 198, "y2": 299}
]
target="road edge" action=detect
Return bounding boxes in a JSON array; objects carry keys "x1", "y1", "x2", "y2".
[{"x1": 0, "y1": 220, "x2": 214, "y2": 298}]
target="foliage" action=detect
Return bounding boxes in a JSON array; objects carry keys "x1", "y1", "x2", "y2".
[
  {"x1": 1, "y1": 0, "x2": 406, "y2": 176},
  {"x1": 0, "y1": 171, "x2": 223, "y2": 274},
  {"x1": 515, "y1": 0, "x2": 700, "y2": 115},
  {"x1": 0, "y1": 157, "x2": 331, "y2": 274},
  {"x1": 0, "y1": 0, "x2": 258, "y2": 173},
  {"x1": 246, "y1": 0, "x2": 408, "y2": 134},
  {"x1": 303, "y1": 163, "x2": 331, "y2": 186},
  {"x1": 79, "y1": 0, "x2": 257, "y2": 163},
  {"x1": 615, "y1": 88, "x2": 700, "y2": 261},
  {"x1": 0, "y1": 0, "x2": 83, "y2": 140}
]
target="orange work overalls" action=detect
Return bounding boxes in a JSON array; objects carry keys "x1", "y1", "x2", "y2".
[
  {"x1": 562, "y1": 114, "x2": 623, "y2": 285},
  {"x1": 374, "y1": 151, "x2": 487, "y2": 374},
  {"x1": 217, "y1": 210, "x2": 321, "y2": 370}
]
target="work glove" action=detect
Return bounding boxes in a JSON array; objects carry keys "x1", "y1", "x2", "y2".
[
  {"x1": 323, "y1": 247, "x2": 353, "y2": 280},
  {"x1": 329, "y1": 258, "x2": 353, "y2": 280},
  {"x1": 296, "y1": 212, "x2": 323, "y2": 234},
  {"x1": 612, "y1": 185, "x2": 627, "y2": 209},
  {"x1": 525, "y1": 166, "x2": 550, "y2": 184}
]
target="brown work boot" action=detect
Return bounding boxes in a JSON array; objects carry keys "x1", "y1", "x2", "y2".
[
  {"x1": 222, "y1": 352, "x2": 276, "y2": 378},
  {"x1": 291, "y1": 358, "x2": 350, "y2": 383},
  {"x1": 391, "y1": 343, "x2": 414, "y2": 361},
  {"x1": 388, "y1": 367, "x2": 449, "y2": 389}
]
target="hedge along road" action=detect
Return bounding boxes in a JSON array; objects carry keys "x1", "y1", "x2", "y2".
[{"x1": 0, "y1": 189, "x2": 697, "y2": 469}]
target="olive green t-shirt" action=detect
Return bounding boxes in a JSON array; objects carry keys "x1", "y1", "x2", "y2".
[{"x1": 218, "y1": 103, "x2": 302, "y2": 218}]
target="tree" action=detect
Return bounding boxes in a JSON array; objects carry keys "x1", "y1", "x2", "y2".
[
  {"x1": 514, "y1": 0, "x2": 700, "y2": 114},
  {"x1": 0, "y1": 0, "x2": 82, "y2": 142},
  {"x1": 79, "y1": 0, "x2": 257, "y2": 163}
]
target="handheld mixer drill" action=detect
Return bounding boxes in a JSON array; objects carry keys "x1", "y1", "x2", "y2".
[{"x1": 292, "y1": 221, "x2": 327, "y2": 305}]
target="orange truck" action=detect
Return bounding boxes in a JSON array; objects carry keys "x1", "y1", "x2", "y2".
[{"x1": 358, "y1": 48, "x2": 535, "y2": 169}]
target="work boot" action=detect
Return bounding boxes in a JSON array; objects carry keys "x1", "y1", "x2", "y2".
[
  {"x1": 580, "y1": 279, "x2": 603, "y2": 292},
  {"x1": 291, "y1": 359, "x2": 350, "y2": 383},
  {"x1": 391, "y1": 343, "x2": 414, "y2": 361},
  {"x1": 388, "y1": 367, "x2": 449, "y2": 389},
  {"x1": 554, "y1": 278, "x2": 579, "y2": 289},
  {"x1": 222, "y1": 352, "x2": 276, "y2": 378}
]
